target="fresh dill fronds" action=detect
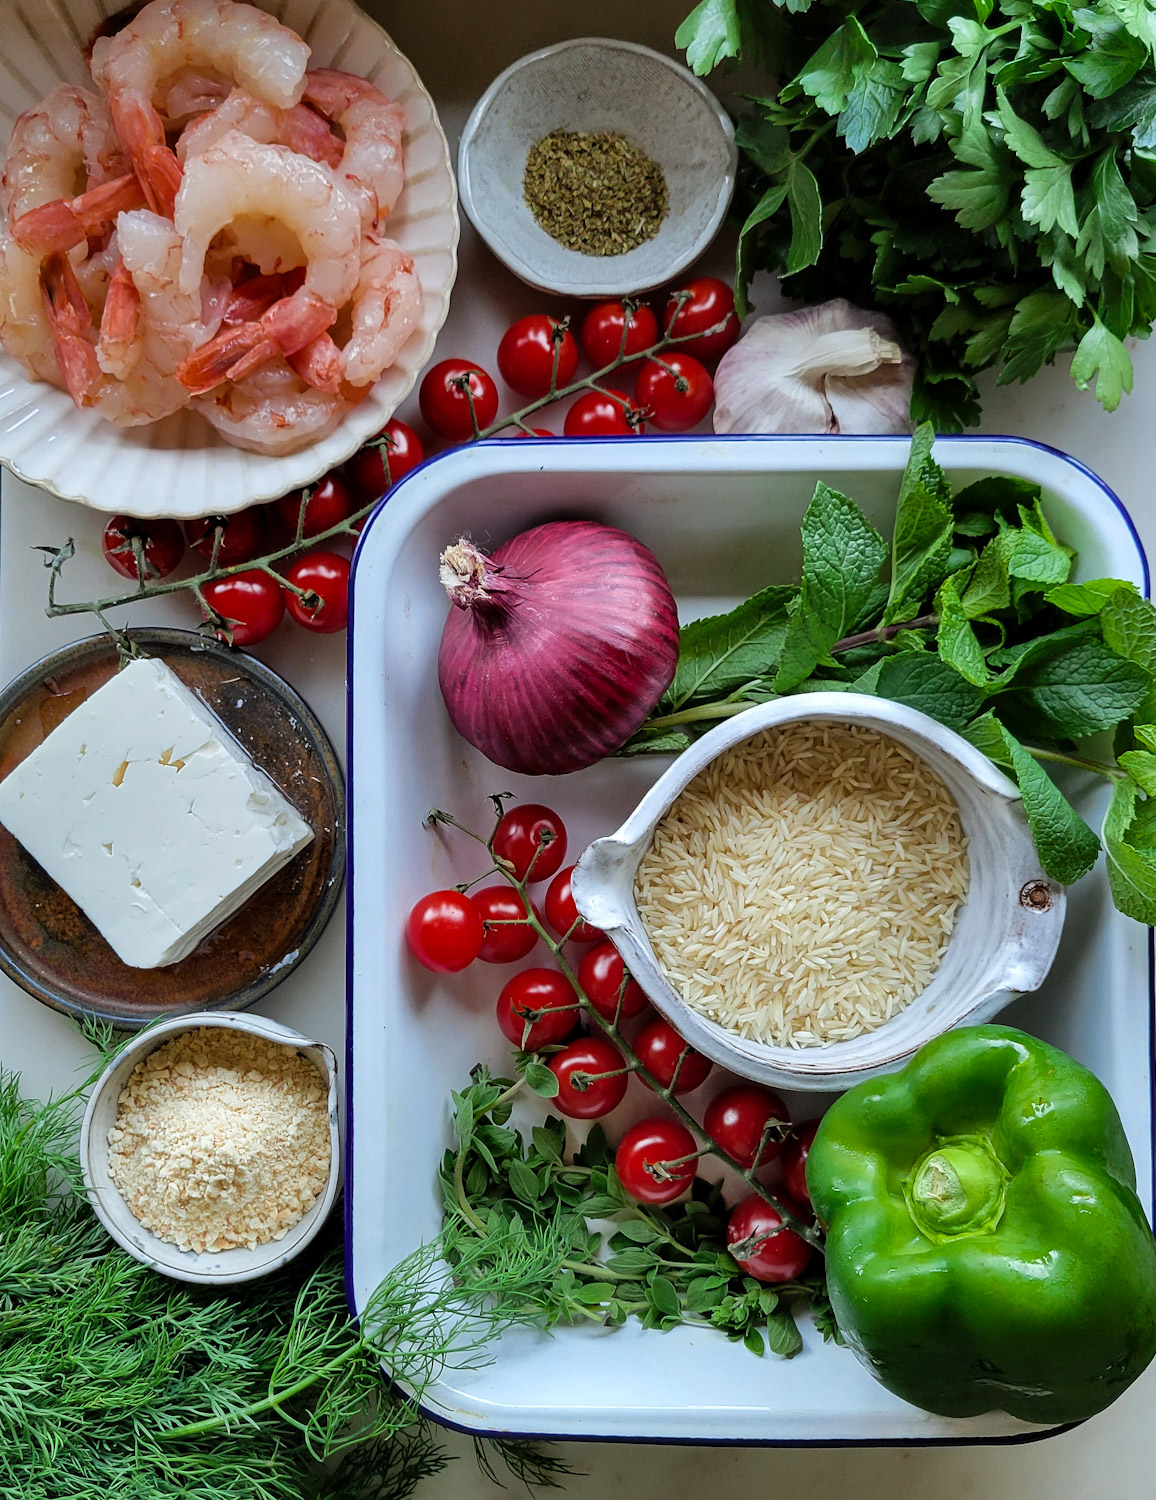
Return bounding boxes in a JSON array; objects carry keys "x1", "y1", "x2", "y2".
[{"x1": 472, "y1": 1437, "x2": 579, "y2": 1492}]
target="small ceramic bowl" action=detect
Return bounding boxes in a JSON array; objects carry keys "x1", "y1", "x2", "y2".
[
  {"x1": 458, "y1": 38, "x2": 737, "y2": 298},
  {"x1": 571, "y1": 694, "x2": 1066, "y2": 1092},
  {"x1": 80, "y1": 1012, "x2": 340, "y2": 1285}
]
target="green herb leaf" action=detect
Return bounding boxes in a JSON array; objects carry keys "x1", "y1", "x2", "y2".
[
  {"x1": 1067, "y1": 17, "x2": 1147, "y2": 97},
  {"x1": 885, "y1": 423, "x2": 954, "y2": 622},
  {"x1": 839, "y1": 59, "x2": 907, "y2": 154},
  {"x1": 1047, "y1": 578, "x2": 1137, "y2": 616},
  {"x1": 785, "y1": 160, "x2": 823, "y2": 273},
  {"x1": 522, "y1": 1060, "x2": 560, "y2": 1098},
  {"x1": 962, "y1": 710, "x2": 1016, "y2": 770},
  {"x1": 797, "y1": 18, "x2": 878, "y2": 113},
  {"x1": 676, "y1": 0, "x2": 743, "y2": 74},
  {"x1": 648, "y1": 1275, "x2": 682, "y2": 1317},
  {"x1": 764, "y1": 1309, "x2": 806, "y2": 1358},
  {"x1": 996, "y1": 633, "x2": 1150, "y2": 739},
  {"x1": 1070, "y1": 316, "x2": 1134, "y2": 411},
  {"x1": 743, "y1": 1326, "x2": 767, "y2": 1356},
  {"x1": 926, "y1": 118, "x2": 1013, "y2": 230},
  {"x1": 936, "y1": 575, "x2": 989, "y2": 685},
  {"x1": 1100, "y1": 586, "x2": 1156, "y2": 674},
  {"x1": 774, "y1": 483, "x2": 888, "y2": 692},
  {"x1": 662, "y1": 586, "x2": 797, "y2": 710},
  {"x1": 1103, "y1": 779, "x2": 1156, "y2": 922},
  {"x1": 871, "y1": 653, "x2": 986, "y2": 730},
  {"x1": 1119, "y1": 750, "x2": 1156, "y2": 794},
  {"x1": 993, "y1": 721, "x2": 1101, "y2": 884}
]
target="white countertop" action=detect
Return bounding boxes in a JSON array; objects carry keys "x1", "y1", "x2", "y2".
[{"x1": 3, "y1": 0, "x2": 1156, "y2": 1493}]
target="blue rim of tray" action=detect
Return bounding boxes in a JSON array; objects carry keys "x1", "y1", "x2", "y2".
[{"x1": 344, "y1": 432, "x2": 1153, "y2": 1448}]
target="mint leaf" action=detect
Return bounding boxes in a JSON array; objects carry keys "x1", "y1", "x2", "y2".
[
  {"x1": 995, "y1": 633, "x2": 1150, "y2": 739},
  {"x1": 962, "y1": 710, "x2": 1015, "y2": 770},
  {"x1": 784, "y1": 160, "x2": 823, "y2": 274},
  {"x1": 676, "y1": 0, "x2": 742, "y2": 74},
  {"x1": 797, "y1": 18, "x2": 877, "y2": 113},
  {"x1": 1100, "y1": 587, "x2": 1156, "y2": 674},
  {"x1": 774, "y1": 483, "x2": 887, "y2": 692},
  {"x1": 935, "y1": 575, "x2": 988, "y2": 685},
  {"x1": 885, "y1": 423, "x2": 955, "y2": 622},
  {"x1": 1071, "y1": 316, "x2": 1134, "y2": 412},
  {"x1": 1103, "y1": 780, "x2": 1156, "y2": 923},
  {"x1": 663, "y1": 586, "x2": 796, "y2": 709},
  {"x1": 1119, "y1": 750, "x2": 1156, "y2": 795},
  {"x1": 1047, "y1": 578, "x2": 1137, "y2": 616},
  {"x1": 1135, "y1": 724, "x2": 1156, "y2": 753},
  {"x1": 951, "y1": 474, "x2": 1040, "y2": 528},
  {"x1": 871, "y1": 654, "x2": 986, "y2": 730},
  {"x1": 994, "y1": 722, "x2": 1101, "y2": 883},
  {"x1": 962, "y1": 533, "x2": 1012, "y2": 616}
]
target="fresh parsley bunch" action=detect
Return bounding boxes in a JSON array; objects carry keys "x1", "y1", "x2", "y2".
[
  {"x1": 677, "y1": 0, "x2": 1156, "y2": 427},
  {"x1": 625, "y1": 426, "x2": 1156, "y2": 921}
]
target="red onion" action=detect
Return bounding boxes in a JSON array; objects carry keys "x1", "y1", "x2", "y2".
[{"x1": 437, "y1": 521, "x2": 680, "y2": 775}]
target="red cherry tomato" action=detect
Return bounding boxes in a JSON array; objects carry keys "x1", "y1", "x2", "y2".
[
  {"x1": 419, "y1": 359, "x2": 499, "y2": 439},
  {"x1": 663, "y1": 276, "x2": 740, "y2": 363},
  {"x1": 406, "y1": 889, "x2": 485, "y2": 972},
  {"x1": 201, "y1": 569, "x2": 284, "y2": 646},
  {"x1": 497, "y1": 315, "x2": 579, "y2": 399},
  {"x1": 544, "y1": 866, "x2": 603, "y2": 943},
  {"x1": 548, "y1": 1036, "x2": 629, "y2": 1118},
  {"x1": 496, "y1": 968, "x2": 578, "y2": 1050},
  {"x1": 580, "y1": 301, "x2": 659, "y2": 366},
  {"x1": 576, "y1": 940, "x2": 649, "y2": 1021},
  {"x1": 781, "y1": 1119, "x2": 820, "y2": 1207},
  {"x1": 187, "y1": 507, "x2": 267, "y2": 565},
  {"x1": 472, "y1": 886, "x2": 540, "y2": 964},
  {"x1": 282, "y1": 551, "x2": 350, "y2": 634},
  {"x1": 616, "y1": 1118, "x2": 699, "y2": 1204},
  {"x1": 102, "y1": 515, "x2": 185, "y2": 580},
  {"x1": 726, "y1": 1194, "x2": 813, "y2": 1283},
  {"x1": 274, "y1": 471, "x2": 352, "y2": 538},
  {"x1": 345, "y1": 418, "x2": 425, "y2": 502},
  {"x1": 634, "y1": 1018, "x2": 712, "y2": 1095},
  {"x1": 704, "y1": 1085, "x2": 790, "y2": 1170},
  {"x1": 635, "y1": 353, "x2": 714, "y2": 432},
  {"x1": 514, "y1": 428, "x2": 554, "y2": 438},
  {"x1": 492, "y1": 804, "x2": 568, "y2": 883},
  {"x1": 563, "y1": 389, "x2": 645, "y2": 437}
]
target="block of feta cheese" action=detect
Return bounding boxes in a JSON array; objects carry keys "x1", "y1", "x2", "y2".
[{"x1": 0, "y1": 656, "x2": 313, "y2": 969}]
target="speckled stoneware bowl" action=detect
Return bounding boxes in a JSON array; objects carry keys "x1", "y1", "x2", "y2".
[
  {"x1": 458, "y1": 37, "x2": 737, "y2": 298},
  {"x1": 572, "y1": 693, "x2": 1066, "y2": 1092},
  {"x1": 80, "y1": 1012, "x2": 340, "y2": 1285},
  {"x1": 0, "y1": 0, "x2": 458, "y2": 515},
  {"x1": 0, "y1": 628, "x2": 344, "y2": 1028}
]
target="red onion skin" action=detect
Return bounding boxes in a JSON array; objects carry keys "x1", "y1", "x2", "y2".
[{"x1": 438, "y1": 521, "x2": 680, "y2": 776}]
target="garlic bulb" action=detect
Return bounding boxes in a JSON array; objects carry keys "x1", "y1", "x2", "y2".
[{"x1": 712, "y1": 299, "x2": 915, "y2": 436}]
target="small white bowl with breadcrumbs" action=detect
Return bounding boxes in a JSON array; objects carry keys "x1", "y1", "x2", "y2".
[
  {"x1": 81, "y1": 1013, "x2": 339, "y2": 1284},
  {"x1": 572, "y1": 694, "x2": 1067, "y2": 1092}
]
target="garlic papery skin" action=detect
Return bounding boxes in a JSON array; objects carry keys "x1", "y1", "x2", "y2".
[{"x1": 712, "y1": 299, "x2": 915, "y2": 436}]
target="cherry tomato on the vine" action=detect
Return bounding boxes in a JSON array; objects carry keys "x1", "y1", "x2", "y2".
[
  {"x1": 406, "y1": 889, "x2": 485, "y2": 973},
  {"x1": 634, "y1": 1018, "x2": 712, "y2": 1095},
  {"x1": 726, "y1": 1194, "x2": 813, "y2": 1283},
  {"x1": 704, "y1": 1084, "x2": 790, "y2": 1169},
  {"x1": 563, "y1": 388, "x2": 645, "y2": 437},
  {"x1": 282, "y1": 551, "x2": 350, "y2": 634},
  {"x1": 102, "y1": 515, "x2": 185, "y2": 580},
  {"x1": 201, "y1": 569, "x2": 284, "y2": 647},
  {"x1": 576, "y1": 940, "x2": 649, "y2": 1021},
  {"x1": 274, "y1": 471, "x2": 352, "y2": 538},
  {"x1": 496, "y1": 968, "x2": 578, "y2": 1050},
  {"x1": 345, "y1": 419, "x2": 425, "y2": 502},
  {"x1": 419, "y1": 359, "x2": 499, "y2": 440},
  {"x1": 780, "y1": 1119, "x2": 821, "y2": 1207},
  {"x1": 497, "y1": 314, "x2": 578, "y2": 399},
  {"x1": 513, "y1": 428, "x2": 554, "y2": 438},
  {"x1": 187, "y1": 507, "x2": 267, "y2": 565},
  {"x1": 634, "y1": 353, "x2": 714, "y2": 432},
  {"x1": 472, "y1": 885, "x2": 541, "y2": 964},
  {"x1": 616, "y1": 1117, "x2": 699, "y2": 1204},
  {"x1": 548, "y1": 1035, "x2": 629, "y2": 1119},
  {"x1": 579, "y1": 301, "x2": 659, "y2": 367},
  {"x1": 493, "y1": 804, "x2": 568, "y2": 883},
  {"x1": 663, "y1": 276, "x2": 740, "y2": 363},
  {"x1": 544, "y1": 866, "x2": 603, "y2": 943}
]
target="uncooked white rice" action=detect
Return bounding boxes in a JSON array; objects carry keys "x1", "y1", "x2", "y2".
[{"x1": 635, "y1": 722, "x2": 969, "y2": 1048}]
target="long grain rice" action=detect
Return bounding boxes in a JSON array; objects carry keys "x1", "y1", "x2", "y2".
[{"x1": 634, "y1": 722, "x2": 969, "y2": 1048}]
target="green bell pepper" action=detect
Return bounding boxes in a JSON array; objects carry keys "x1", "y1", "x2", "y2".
[{"x1": 807, "y1": 1025, "x2": 1156, "y2": 1424}]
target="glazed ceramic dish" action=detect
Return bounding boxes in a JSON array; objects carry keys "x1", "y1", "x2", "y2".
[
  {"x1": 0, "y1": 0, "x2": 458, "y2": 517},
  {"x1": 80, "y1": 1011, "x2": 341, "y2": 1284},
  {"x1": 458, "y1": 38, "x2": 736, "y2": 298},
  {"x1": 572, "y1": 693, "x2": 1066, "y2": 1092},
  {"x1": 347, "y1": 434, "x2": 1152, "y2": 1445},
  {"x1": 0, "y1": 628, "x2": 344, "y2": 1027}
]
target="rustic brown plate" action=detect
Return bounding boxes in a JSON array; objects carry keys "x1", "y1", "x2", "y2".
[{"x1": 0, "y1": 628, "x2": 344, "y2": 1029}]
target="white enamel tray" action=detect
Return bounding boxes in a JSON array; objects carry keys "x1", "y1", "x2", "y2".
[
  {"x1": 347, "y1": 434, "x2": 1153, "y2": 1445},
  {"x1": 0, "y1": 0, "x2": 458, "y2": 516}
]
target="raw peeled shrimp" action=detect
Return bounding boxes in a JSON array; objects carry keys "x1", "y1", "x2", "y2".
[
  {"x1": 301, "y1": 69, "x2": 406, "y2": 231},
  {"x1": 193, "y1": 357, "x2": 356, "y2": 455},
  {"x1": 173, "y1": 129, "x2": 360, "y2": 393},
  {"x1": 289, "y1": 235, "x2": 421, "y2": 391},
  {"x1": 177, "y1": 89, "x2": 343, "y2": 169},
  {"x1": 90, "y1": 0, "x2": 311, "y2": 217}
]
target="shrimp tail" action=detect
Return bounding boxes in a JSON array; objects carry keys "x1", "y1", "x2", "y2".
[
  {"x1": 177, "y1": 321, "x2": 267, "y2": 392},
  {"x1": 40, "y1": 251, "x2": 100, "y2": 406},
  {"x1": 12, "y1": 172, "x2": 145, "y2": 254},
  {"x1": 287, "y1": 331, "x2": 343, "y2": 392},
  {"x1": 96, "y1": 258, "x2": 142, "y2": 378},
  {"x1": 179, "y1": 289, "x2": 337, "y2": 390},
  {"x1": 110, "y1": 93, "x2": 182, "y2": 216},
  {"x1": 140, "y1": 144, "x2": 183, "y2": 218}
]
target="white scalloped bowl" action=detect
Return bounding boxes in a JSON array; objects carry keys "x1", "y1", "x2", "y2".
[{"x1": 0, "y1": 0, "x2": 458, "y2": 517}]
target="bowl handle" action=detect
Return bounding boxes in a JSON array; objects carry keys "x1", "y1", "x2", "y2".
[{"x1": 571, "y1": 836, "x2": 637, "y2": 935}]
